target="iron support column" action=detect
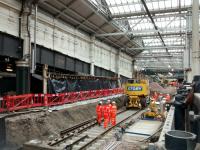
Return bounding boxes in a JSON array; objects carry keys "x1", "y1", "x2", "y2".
[
  {"x1": 116, "y1": 50, "x2": 121, "y2": 78},
  {"x1": 21, "y1": 3, "x2": 31, "y2": 59},
  {"x1": 43, "y1": 64, "x2": 48, "y2": 94},
  {"x1": 132, "y1": 60, "x2": 135, "y2": 78},
  {"x1": 185, "y1": 11, "x2": 192, "y2": 82},
  {"x1": 16, "y1": 1, "x2": 32, "y2": 94},
  {"x1": 90, "y1": 36, "x2": 95, "y2": 76},
  {"x1": 116, "y1": 50, "x2": 121, "y2": 87},
  {"x1": 16, "y1": 61, "x2": 30, "y2": 94},
  {"x1": 31, "y1": 3, "x2": 37, "y2": 73},
  {"x1": 191, "y1": 0, "x2": 200, "y2": 81}
]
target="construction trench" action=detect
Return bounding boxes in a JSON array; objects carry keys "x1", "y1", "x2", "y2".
[
  {"x1": 0, "y1": 84, "x2": 179, "y2": 150},
  {"x1": 1, "y1": 95, "x2": 126, "y2": 150},
  {"x1": 1, "y1": 82, "x2": 200, "y2": 150},
  {"x1": 1, "y1": 0, "x2": 200, "y2": 149}
]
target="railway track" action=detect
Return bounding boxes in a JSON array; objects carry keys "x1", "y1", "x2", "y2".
[
  {"x1": 47, "y1": 109, "x2": 144, "y2": 150},
  {"x1": 103, "y1": 141, "x2": 122, "y2": 150}
]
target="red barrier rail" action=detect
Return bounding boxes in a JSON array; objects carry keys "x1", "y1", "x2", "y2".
[{"x1": 0, "y1": 88, "x2": 124, "y2": 113}]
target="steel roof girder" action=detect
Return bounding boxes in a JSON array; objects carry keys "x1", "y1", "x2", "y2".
[
  {"x1": 121, "y1": 45, "x2": 185, "y2": 51},
  {"x1": 41, "y1": 1, "x2": 125, "y2": 49},
  {"x1": 95, "y1": 27, "x2": 188, "y2": 37},
  {"x1": 112, "y1": 7, "x2": 191, "y2": 18},
  {"x1": 53, "y1": 0, "x2": 138, "y2": 49}
]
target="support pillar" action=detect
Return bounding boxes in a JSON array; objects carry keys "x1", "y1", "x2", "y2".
[
  {"x1": 90, "y1": 36, "x2": 95, "y2": 76},
  {"x1": 185, "y1": 11, "x2": 192, "y2": 82},
  {"x1": 116, "y1": 50, "x2": 121, "y2": 87},
  {"x1": 21, "y1": 2, "x2": 31, "y2": 59},
  {"x1": 115, "y1": 50, "x2": 121, "y2": 77},
  {"x1": 132, "y1": 60, "x2": 135, "y2": 78},
  {"x1": 16, "y1": 1, "x2": 32, "y2": 94},
  {"x1": 16, "y1": 61, "x2": 30, "y2": 94},
  {"x1": 191, "y1": 0, "x2": 200, "y2": 81},
  {"x1": 43, "y1": 64, "x2": 48, "y2": 94},
  {"x1": 74, "y1": 30, "x2": 78, "y2": 58}
]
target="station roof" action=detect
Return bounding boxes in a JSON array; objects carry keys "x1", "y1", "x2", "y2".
[
  {"x1": 89, "y1": 0, "x2": 197, "y2": 71},
  {"x1": 38, "y1": 0, "x2": 141, "y2": 56},
  {"x1": 38, "y1": 0, "x2": 198, "y2": 71}
]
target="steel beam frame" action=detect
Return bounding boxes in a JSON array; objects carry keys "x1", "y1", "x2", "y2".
[
  {"x1": 82, "y1": 0, "x2": 141, "y2": 47},
  {"x1": 107, "y1": 0, "x2": 167, "y2": 7},
  {"x1": 132, "y1": 32, "x2": 187, "y2": 37},
  {"x1": 141, "y1": 0, "x2": 168, "y2": 53},
  {"x1": 39, "y1": 1, "x2": 126, "y2": 51},
  {"x1": 136, "y1": 55, "x2": 183, "y2": 58},
  {"x1": 95, "y1": 27, "x2": 188, "y2": 37},
  {"x1": 76, "y1": 12, "x2": 95, "y2": 29},
  {"x1": 114, "y1": 13, "x2": 187, "y2": 21},
  {"x1": 112, "y1": 7, "x2": 191, "y2": 18},
  {"x1": 55, "y1": 0, "x2": 77, "y2": 19},
  {"x1": 122, "y1": 45, "x2": 185, "y2": 50},
  {"x1": 140, "y1": 67, "x2": 183, "y2": 69},
  {"x1": 143, "y1": 16, "x2": 183, "y2": 47},
  {"x1": 44, "y1": 0, "x2": 139, "y2": 51}
]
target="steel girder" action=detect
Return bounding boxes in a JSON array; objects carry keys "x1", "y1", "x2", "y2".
[
  {"x1": 112, "y1": 7, "x2": 191, "y2": 18},
  {"x1": 122, "y1": 45, "x2": 185, "y2": 50}
]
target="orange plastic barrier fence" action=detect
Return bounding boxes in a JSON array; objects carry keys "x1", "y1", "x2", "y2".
[{"x1": 0, "y1": 88, "x2": 124, "y2": 113}]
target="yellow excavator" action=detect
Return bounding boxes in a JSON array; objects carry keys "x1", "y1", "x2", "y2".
[{"x1": 125, "y1": 79, "x2": 149, "y2": 109}]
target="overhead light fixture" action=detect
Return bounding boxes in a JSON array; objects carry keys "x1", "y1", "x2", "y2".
[
  {"x1": 168, "y1": 72, "x2": 173, "y2": 76},
  {"x1": 6, "y1": 64, "x2": 13, "y2": 72},
  {"x1": 168, "y1": 65, "x2": 171, "y2": 68},
  {"x1": 134, "y1": 65, "x2": 138, "y2": 70},
  {"x1": 5, "y1": 57, "x2": 10, "y2": 62}
]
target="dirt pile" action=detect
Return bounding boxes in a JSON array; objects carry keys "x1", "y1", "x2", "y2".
[
  {"x1": 162, "y1": 86, "x2": 176, "y2": 95},
  {"x1": 5, "y1": 103, "x2": 96, "y2": 148},
  {"x1": 150, "y1": 82, "x2": 176, "y2": 95},
  {"x1": 150, "y1": 82, "x2": 164, "y2": 92}
]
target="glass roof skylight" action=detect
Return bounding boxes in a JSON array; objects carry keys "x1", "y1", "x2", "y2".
[{"x1": 88, "y1": 0, "x2": 198, "y2": 70}]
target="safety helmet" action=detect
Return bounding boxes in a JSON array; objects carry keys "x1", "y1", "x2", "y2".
[
  {"x1": 112, "y1": 101, "x2": 116, "y2": 104},
  {"x1": 98, "y1": 101, "x2": 102, "y2": 104},
  {"x1": 107, "y1": 99, "x2": 111, "y2": 102}
]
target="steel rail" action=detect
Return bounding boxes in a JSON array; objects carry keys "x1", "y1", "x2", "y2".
[
  {"x1": 79, "y1": 109, "x2": 145, "y2": 150},
  {"x1": 60, "y1": 109, "x2": 127, "y2": 136},
  {"x1": 65, "y1": 135, "x2": 89, "y2": 150},
  {"x1": 60, "y1": 118, "x2": 96, "y2": 136},
  {"x1": 48, "y1": 109, "x2": 127, "y2": 146},
  {"x1": 48, "y1": 120, "x2": 96, "y2": 146}
]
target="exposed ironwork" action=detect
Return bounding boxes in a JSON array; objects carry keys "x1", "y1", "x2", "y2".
[{"x1": 141, "y1": 0, "x2": 168, "y2": 53}]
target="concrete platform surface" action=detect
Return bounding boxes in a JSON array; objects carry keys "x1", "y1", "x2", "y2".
[{"x1": 124, "y1": 119, "x2": 162, "y2": 141}]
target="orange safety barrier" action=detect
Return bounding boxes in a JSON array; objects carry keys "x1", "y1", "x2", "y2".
[
  {"x1": 0, "y1": 88, "x2": 124, "y2": 113},
  {"x1": 33, "y1": 94, "x2": 45, "y2": 107},
  {"x1": 47, "y1": 94, "x2": 64, "y2": 106},
  {"x1": 4, "y1": 94, "x2": 33, "y2": 111},
  {"x1": 0, "y1": 97, "x2": 6, "y2": 113}
]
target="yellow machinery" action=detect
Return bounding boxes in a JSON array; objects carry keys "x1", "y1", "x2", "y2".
[
  {"x1": 125, "y1": 79, "x2": 149, "y2": 108},
  {"x1": 142, "y1": 101, "x2": 165, "y2": 120}
]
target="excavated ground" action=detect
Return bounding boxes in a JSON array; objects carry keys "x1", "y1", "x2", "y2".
[{"x1": 1, "y1": 95, "x2": 126, "y2": 150}]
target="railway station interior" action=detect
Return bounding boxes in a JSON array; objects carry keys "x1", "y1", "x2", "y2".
[{"x1": 0, "y1": 0, "x2": 200, "y2": 150}]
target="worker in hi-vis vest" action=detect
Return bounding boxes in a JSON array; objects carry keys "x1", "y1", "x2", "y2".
[
  {"x1": 103, "y1": 101, "x2": 110, "y2": 129},
  {"x1": 110, "y1": 101, "x2": 117, "y2": 126},
  {"x1": 107, "y1": 99, "x2": 112, "y2": 124},
  {"x1": 96, "y1": 101, "x2": 103, "y2": 125}
]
